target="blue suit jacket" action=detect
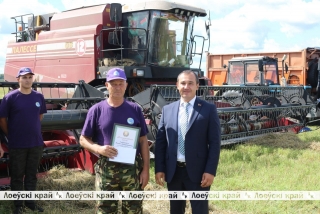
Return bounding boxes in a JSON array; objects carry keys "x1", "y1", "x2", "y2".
[{"x1": 155, "y1": 97, "x2": 221, "y2": 183}]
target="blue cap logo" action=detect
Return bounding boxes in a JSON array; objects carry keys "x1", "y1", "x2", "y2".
[
  {"x1": 35, "y1": 102, "x2": 40, "y2": 107},
  {"x1": 127, "y1": 118, "x2": 134, "y2": 125}
]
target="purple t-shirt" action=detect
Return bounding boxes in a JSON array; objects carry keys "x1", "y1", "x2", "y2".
[
  {"x1": 0, "y1": 90, "x2": 47, "y2": 148},
  {"x1": 81, "y1": 100, "x2": 148, "y2": 146}
]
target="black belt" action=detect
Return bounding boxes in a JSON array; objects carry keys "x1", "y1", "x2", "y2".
[{"x1": 177, "y1": 161, "x2": 186, "y2": 167}]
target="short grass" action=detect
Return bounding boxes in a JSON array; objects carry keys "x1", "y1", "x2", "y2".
[
  {"x1": 0, "y1": 127, "x2": 319, "y2": 214},
  {"x1": 210, "y1": 129, "x2": 320, "y2": 214}
]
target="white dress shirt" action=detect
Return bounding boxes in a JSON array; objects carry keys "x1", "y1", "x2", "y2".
[{"x1": 177, "y1": 96, "x2": 196, "y2": 162}]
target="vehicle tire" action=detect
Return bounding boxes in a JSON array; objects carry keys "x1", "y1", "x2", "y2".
[{"x1": 307, "y1": 60, "x2": 318, "y2": 88}]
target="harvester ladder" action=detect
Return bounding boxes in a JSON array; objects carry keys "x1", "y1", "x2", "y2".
[{"x1": 11, "y1": 13, "x2": 35, "y2": 42}]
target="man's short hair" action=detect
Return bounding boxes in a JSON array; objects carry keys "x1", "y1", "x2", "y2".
[{"x1": 177, "y1": 70, "x2": 199, "y2": 84}]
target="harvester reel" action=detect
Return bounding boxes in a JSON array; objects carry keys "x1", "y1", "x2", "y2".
[
  {"x1": 221, "y1": 90, "x2": 243, "y2": 106},
  {"x1": 241, "y1": 98, "x2": 251, "y2": 109},
  {"x1": 250, "y1": 96, "x2": 264, "y2": 106},
  {"x1": 263, "y1": 97, "x2": 281, "y2": 107},
  {"x1": 277, "y1": 95, "x2": 288, "y2": 105},
  {"x1": 289, "y1": 96, "x2": 306, "y2": 105}
]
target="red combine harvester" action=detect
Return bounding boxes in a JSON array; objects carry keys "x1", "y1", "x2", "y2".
[
  {"x1": 4, "y1": 1, "x2": 209, "y2": 96},
  {"x1": 0, "y1": 1, "x2": 316, "y2": 189}
]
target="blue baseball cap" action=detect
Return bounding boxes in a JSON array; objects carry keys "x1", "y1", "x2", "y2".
[
  {"x1": 106, "y1": 68, "x2": 127, "y2": 82},
  {"x1": 16, "y1": 67, "x2": 34, "y2": 78}
]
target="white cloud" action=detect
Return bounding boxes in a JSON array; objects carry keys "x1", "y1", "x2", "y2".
[
  {"x1": 262, "y1": 39, "x2": 281, "y2": 52},
  {"x1": 205, "y1": 0, "x2": 320, "y2": 56},
  {"x1": 0, "y1": 0, "x2": 61, "y2": 73},
  {"x1": 0, "y1": 34, "x2": 10, "y2": 74},
  {"x1": 0, "y1": 0, "x2": 59, "y2": 18}
]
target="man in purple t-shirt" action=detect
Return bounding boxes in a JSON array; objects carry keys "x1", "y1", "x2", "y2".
[
  {"x1": 80, "y1": 68, "x2": 150, "y2": 214},
  {"x1": 0, "y1": 67, "x2": 47, "y2": 214}
]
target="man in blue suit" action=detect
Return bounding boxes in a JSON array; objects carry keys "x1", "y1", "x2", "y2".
[{"x1": 155, "y1": 70, "x2": 221, "y2": 214}]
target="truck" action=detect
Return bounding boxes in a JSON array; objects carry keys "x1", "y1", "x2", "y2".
[
  {"x1": 206, "y1": 47, "x2": 320, "y2": 100},
  {"x1": 4, "y1": 1, "x2": 209, "y2": 97}
]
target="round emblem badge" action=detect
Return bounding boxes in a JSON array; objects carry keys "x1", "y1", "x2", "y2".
[
  {"x1": 123, "y1": 131, "x2": 129, "y2": 137},
  {"x1": 127, "y1": 118, "x2": 134, "y2": 125},
  {"x1": 35, "y1": 102, "x2": 40, "y2": 107}
]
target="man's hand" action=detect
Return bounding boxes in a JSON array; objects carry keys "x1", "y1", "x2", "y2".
[
  {"x1": 140, "y1": 168, "x2": 149, "y2": 189},
  {"x1": 201, "y1": 173, "x2": 214, "y2": 187},
  {"x1": 98, "y1": 145, "x2": 118, "y2": 158},
  {"x1": 155, "y1": 172, "x2": 166, "y2": 186}
]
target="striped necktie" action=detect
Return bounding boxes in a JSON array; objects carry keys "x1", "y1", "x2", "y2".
[{"x1": 178, "y1": 102, "x2": 190, "y2": 155}]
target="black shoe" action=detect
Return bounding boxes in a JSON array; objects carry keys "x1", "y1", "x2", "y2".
[
  {"x1": 25, "y1": 204, "x2": 44, "y2": 212},
  {"x1": 13, "y1": 206, "x2": 23, "y2": 214}
]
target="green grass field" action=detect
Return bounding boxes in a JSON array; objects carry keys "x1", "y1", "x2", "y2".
[
  {"x1": 207, "y1": 129, "x2": 320, "y2": 214},
  {"x1": 0, "y1": 127, "x2": 319, "y2": 214}
]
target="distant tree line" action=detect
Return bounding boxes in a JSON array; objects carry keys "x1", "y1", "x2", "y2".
[{"x1": 0, "y1": 74, "x2": 3, "y2": 81}]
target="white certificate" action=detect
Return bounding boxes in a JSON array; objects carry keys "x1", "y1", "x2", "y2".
[{"x1": 109, "y1": 124, "x2": 140, "y2": 165}]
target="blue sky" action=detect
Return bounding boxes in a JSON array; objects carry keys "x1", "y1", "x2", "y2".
[{"x1": 1, "y1": 0, "x2": 320, "y2": 74}]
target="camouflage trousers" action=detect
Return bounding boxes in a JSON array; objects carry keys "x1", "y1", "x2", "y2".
[{"x1": 94, "y1": 155, "x2": 143, "y2": 214}]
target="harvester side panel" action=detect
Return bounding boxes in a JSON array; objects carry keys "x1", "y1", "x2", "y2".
[
  {"x1": 4, "y1": 41, "x2": 38, "y2": 81},
  {"x1": 5, "y1": 25, "x2": 101, "y2": 84}
]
